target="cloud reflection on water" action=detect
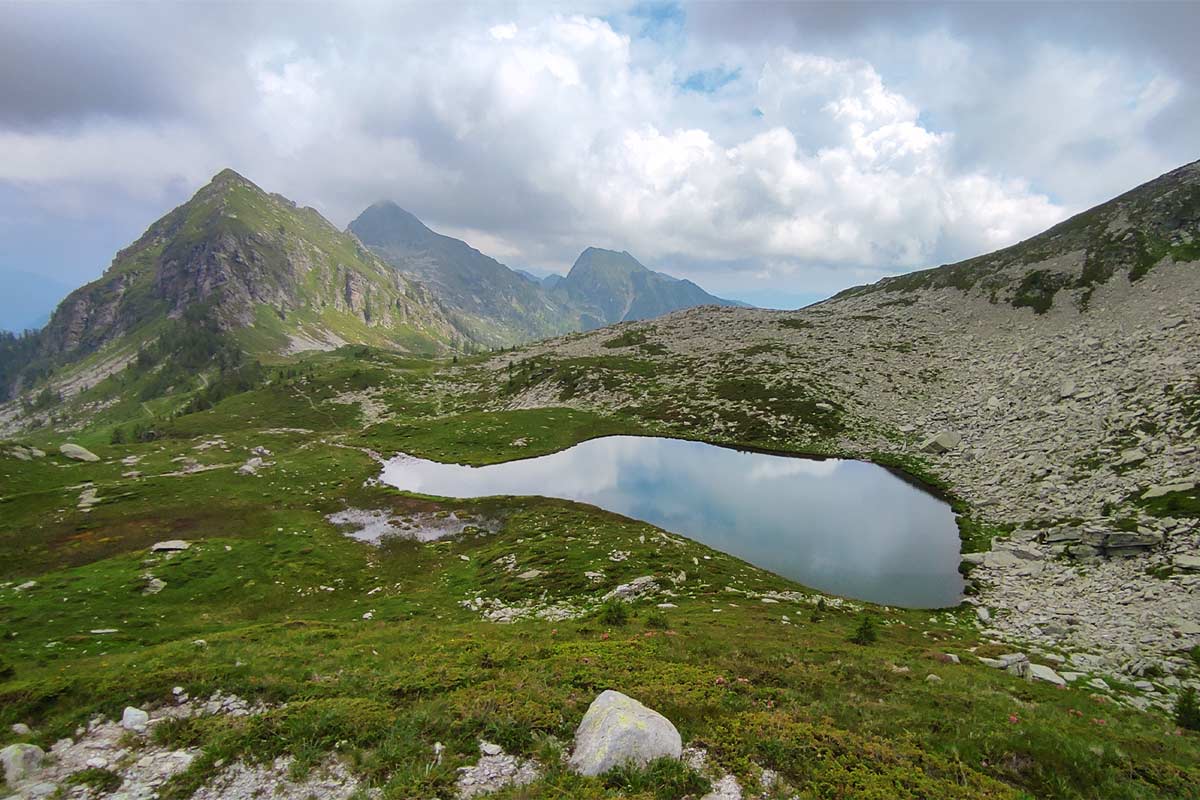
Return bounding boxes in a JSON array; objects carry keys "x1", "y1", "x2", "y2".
[{"x1": 380, "y1": 436, "x2": 962, "y2": 608}]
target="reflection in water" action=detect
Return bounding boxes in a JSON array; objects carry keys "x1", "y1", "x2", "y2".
[{"x1": 380, "y1": 436, "x2": 963, "y2": 608}]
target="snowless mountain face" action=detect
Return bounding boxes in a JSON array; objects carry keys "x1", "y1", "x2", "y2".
[{"x1": 350, "y1": 203, "x2": 742, "y2": 343}]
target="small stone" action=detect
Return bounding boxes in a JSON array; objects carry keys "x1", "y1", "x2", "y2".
[
  {"x1": 925, "y1": 674, "x2": 943, "y2": 683},
  {"x1": 10, "y1": 723, "x2": 31, "y2": 735},
  {"x1": 122, "y1": 706, "x2": 149, "y2": 731},
  {"x1": 480, "y1": 741, "x2": 503, "y2": 757},
  {"x1": 702, "y1": 774, "x2": 743, "y2": 800},
  {"x1": 151, "y1": 540, "x2": 190, "y2": 552}
]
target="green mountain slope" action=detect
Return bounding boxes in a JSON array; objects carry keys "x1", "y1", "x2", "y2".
[
  {"x1": 0, "y1": 171, "x2": 465, "y2": 406},
  {"x1": 838, "y1": 159, "x2": 1200, "y2": 312}
]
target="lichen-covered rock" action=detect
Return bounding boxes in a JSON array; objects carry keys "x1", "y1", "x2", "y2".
[
  {"x1": 568, "y1": 690, "x2": 681, "y2": 776},
  {"x1": 1, "y1": 742, "x2": 44, "y2": 784}
]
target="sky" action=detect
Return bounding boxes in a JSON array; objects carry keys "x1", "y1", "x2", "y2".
[{"x1": 1, "y1": 0, "x2": 1197, "y2": 328}]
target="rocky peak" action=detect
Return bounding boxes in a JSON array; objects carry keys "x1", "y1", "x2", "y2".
[{"x1": 349, "y1": 201, "x2": 436, "y2": 249}]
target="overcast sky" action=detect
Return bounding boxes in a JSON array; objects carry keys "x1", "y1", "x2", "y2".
[{"x1": 1, "y1": 0, "x2": 1197, "y2": 326}]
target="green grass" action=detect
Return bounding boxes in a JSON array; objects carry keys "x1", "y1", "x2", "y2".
[{"x1": 1, "y1": 350, "x2": 1197, "y2": 800}]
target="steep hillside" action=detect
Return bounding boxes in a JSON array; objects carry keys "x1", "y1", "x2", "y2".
[
  {"x1": 840, "y1": 159, "x2": 1200, "y2": 312},
  {"x1": 0, "y1": 171, "x2": 465, "y2": 409},
  {"x1": 557, "y1": 248, "x2": 742, "y2": 329},
  {"x1": 350, "y1": 202, "x2": 578, "y2": 345}
]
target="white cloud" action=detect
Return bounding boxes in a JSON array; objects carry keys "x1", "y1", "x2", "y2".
[{"x1": 0, "y1": 2, "x2": 1192, "y2": 303}]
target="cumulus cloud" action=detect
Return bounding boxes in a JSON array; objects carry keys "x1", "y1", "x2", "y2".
[{"x1": 0, "y1": 1, "x2": 1196, "y2": 309}]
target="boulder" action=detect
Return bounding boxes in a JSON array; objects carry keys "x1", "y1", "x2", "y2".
[
  {"x1": 1173, "y1": 555, "x2": 1200, "y2": 573},
  {"x1": 1117, "y1": 448, "x2": 1147, "y2": 466},
  {"x1": 1, "y1": 743, "x2": 44, "y2": 784},
  {"x1": 1141, "y1": 481, "x2": 1195, "y2": 500},
  {"x1": 121, "y1": 706, "x2": 149, "y2": 731},
  {"x1": 981, "y1": 550, "x2": 1021, "y2": 569},
  {"x1": 59, "y1": 443, "x2": 99, "y2": 462},
  {"x1": 919, "y1": 431, "x2": 961, "y2": 454},
  {"x1": 1102, "y1": 531, "x2": 1163, "y2": 549},
  {"x1": 568, "y1": 690, "x2": 682, "y2": 776},
  {"x1": 1028, "y1": 664, "x2": 1067, "y2": 687},
  {"x1": 602, "y1": 576, "x2": 660, "y2": 602},
  {"x1": 1042, "y1": 527, "x2": 1083, "y2": 544},
  {"x1": 151, "y1": 540, "x2": 191, "y2": 552}
]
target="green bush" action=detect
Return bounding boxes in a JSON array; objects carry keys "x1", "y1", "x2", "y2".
[
  {"x1": 602, "y1": 757, "x2": 710, "y2": 800},
  {"x1": 849, "y1": 614, "x2": 878, "y2": 645},
  {"x1": 597, "y1": 599, "x2": 629, "y2": 626},
  {"x1": 1175, "y1": 687, "x2": 1200, "y2": 731},
  {"x1": 644, "y1": 612, "x2": 669, "y2": 630},
  {"x1": 65, "y1": 767, "x2": 123, "y2": 793}
]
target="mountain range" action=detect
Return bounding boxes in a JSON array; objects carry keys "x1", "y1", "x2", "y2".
[
  {"x1": 349, "y1": 201, "x2": 740, "y2": 345},
  {"x1": 0, "y1": 171, "x2": 738, "y2": 403}
]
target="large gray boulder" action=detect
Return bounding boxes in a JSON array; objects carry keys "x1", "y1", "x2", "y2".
[
  {"x1": 1, "y1": 743, "x2": 44, "y2": 784},
  {"x1": 59, "y1": 443, "x2": 100, "y2": 462},
  {"x1": 1174, "y1": 555, "x2": 1200, "y2": 573},
  {"x1": 568, "y1": 690, "x2": 682, "y2": 776}
]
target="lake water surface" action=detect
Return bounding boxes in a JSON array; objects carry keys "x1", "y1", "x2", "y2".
[{"x1": 380, "y1": 436, "x2": 963, "y2": 608}]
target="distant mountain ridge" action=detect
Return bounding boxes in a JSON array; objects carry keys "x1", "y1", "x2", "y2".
[
  {"x1": 556, "y1": 247, "x2": 742, "y2": 330},
  {"x1": 350, "y1": 204, "x2": 741, "y2": 343},
  {"x1": 0, "y1": 172, "x2": 747, "y2": 407},
  {"x1": 349, "y1": 202, "x2": 578, "y2": 345}
]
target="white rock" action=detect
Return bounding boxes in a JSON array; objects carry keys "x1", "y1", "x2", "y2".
[
  {"x1": 702, "y1": 774, "x2": 743, "y2": 800},
  {"x1": 1028, "y1": 664, "x2": 1067, "y2": 687},
  {"x1": 122, "y1": 706, "x2": 150, "y2": 731},
  {"x1": 1, "y1": 743, "x2": 44, "y2": 784},
  {"x1": 151, "y1": 540, "x2": 190, "y2": 552},
  {"x1": 10, "y1": 723, "x2": 31, "y2": 735},
  {"x1": 59, "y1": 443, "x2": 99, "y2": 462},
  {"x1": 568, "y1": 690, "x2": 682, "y2": 776}
]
